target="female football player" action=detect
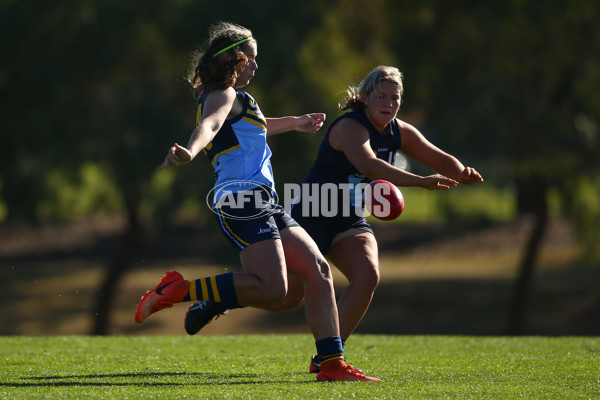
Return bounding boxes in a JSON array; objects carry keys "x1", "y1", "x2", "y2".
[{"x1": 134, "y1": 22, "x2": 380, "y2": 382}]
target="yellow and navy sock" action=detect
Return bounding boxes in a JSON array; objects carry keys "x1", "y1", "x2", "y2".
[
  {"x1": 313, "y1": 338, "x2": 345, "y2": 365},
  {"x1": 315, "y1": 336, "x2": 345, "y2": 371},
  {"x1": 183, "y1": 272, "x2": 241, "y2": 309}
]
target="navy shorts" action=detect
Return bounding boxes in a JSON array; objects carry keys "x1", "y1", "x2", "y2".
[
  {"x1": 290, "y1": 205, "x2": 373, "y2": 255},
  {"x1": 213, "y1": 186, "x2": 299, "y2": 251}
]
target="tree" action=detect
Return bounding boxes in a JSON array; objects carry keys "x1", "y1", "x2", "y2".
[
  {"x1": 0, "y1": 1, "x2": 193, "y2": 333},
  {"x1": 392, "y1": 0, "x2": 600, "y2": 333}
]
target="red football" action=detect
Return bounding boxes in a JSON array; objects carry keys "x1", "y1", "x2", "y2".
[{"x1": 364, "y1": 180, "x2": 405, "y2": 221}]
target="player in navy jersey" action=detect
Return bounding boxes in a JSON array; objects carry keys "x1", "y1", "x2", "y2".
[
  {"x1": 291, "y1": 66, "x2": 483, "y2": 372},
  {"x1": 134, "y1": 21, "x2": 380, "y2": 382}
]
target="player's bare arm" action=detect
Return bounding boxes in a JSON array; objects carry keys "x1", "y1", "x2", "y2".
[
  {"x1": 399, "y1": 120, "x2": 483, "y2": 185},
  {"x1": 331, "y1": 118, "x2": 456, "y2": 189},
  {"x1": 159, "y1": 88, "x2": 237, "y2": 169},
  {"x1": 266, "y1": 113, "x2": 326, "y2": 136}
]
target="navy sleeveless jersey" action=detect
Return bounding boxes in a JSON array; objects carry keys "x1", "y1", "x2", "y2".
[{"x1": 303, "y1": 108, "x2": 402, "y2": 212}]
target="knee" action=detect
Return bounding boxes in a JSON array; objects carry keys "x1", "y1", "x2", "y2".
[
  {"x1": 282, "y1": 278, "x2": 306, "y2": 309},
  {"x1": 259, "y1": 283, "x2": 288, "y2": 304},
  {"x1": 365, "y1": 265, "x2": 380, "y2": 289},
  {"x1": 353, "y1": 265, "x2": 380, "y2": 291},
  {"x1": 312, "y1": 257, "x2": 335, "y2": 288},
  {"x1": 286, "y1": 292, "x2": 305, "y2": 309},
  {"x1": 267, "y1": 288, "x2": 304, "y2": 312}
]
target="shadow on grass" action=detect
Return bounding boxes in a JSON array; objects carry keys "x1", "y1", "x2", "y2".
[{"x1": 3, "y1": 371, "x2": 309, "y2": 387}]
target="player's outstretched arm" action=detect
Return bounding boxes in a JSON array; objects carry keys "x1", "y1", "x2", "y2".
[
  {"x1": 398, "y1": 120, "x2": 484, "y2": 185},
  {"x1": 266, "y1": 113, "x2": 326, "y2": 136},
  {"x1": 159, "y1": 88, "x2": 236, "y2": 170}
]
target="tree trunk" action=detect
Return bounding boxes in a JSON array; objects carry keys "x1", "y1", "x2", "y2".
[
  {"x1": 92, "y1": 196, "x2": 145, "y2": 335},
  {"x1": 507, "y1": 176, "x2": 548, "y2": 335}
]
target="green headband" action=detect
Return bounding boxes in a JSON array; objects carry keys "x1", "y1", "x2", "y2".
[{"x1": 212, "y1": 37, "x2": 253, "y2": 58}]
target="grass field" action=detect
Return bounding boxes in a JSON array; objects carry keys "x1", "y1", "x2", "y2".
[
  {"x1": 2, "y1": 213, "x2": 598, "y2": 399},
  {"x1": 1, "y1": 335, "x2": 598, "y2": 399}
]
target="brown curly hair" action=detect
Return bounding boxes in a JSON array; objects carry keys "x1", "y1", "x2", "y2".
[{"x1": 188, "y1": 22, "x2": 255, "y2": 94}]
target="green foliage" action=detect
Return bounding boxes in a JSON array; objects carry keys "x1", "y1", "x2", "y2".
[
  {"x1": 437, "y1": 183, "x2": 516, "y2": 223},
  {"x1": 1, "y1": 335, "x2": 598, "y2": 399},
  {"x1": 37, "y1": 163, "x2": 122, "y2": 220},
  {"x1": 1, "y1": 0, "x2": 599, "y2": 258},
  {"x1": 366, "y1": 183, "x2": 515, "y2": 224},
  {"x1": 571, "y1": 175, "x2": 600, "y2": 263}
]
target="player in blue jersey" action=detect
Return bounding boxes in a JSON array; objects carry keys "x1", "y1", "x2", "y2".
[{"x1": 134, "y1": 22, "x2": 380, "y2": 382}]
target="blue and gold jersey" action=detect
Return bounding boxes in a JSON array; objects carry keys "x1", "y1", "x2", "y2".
[{"x1": 197, "y1": 89, "x2": 275, "y2": 205}]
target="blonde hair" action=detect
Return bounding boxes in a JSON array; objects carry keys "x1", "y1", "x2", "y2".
[{"x1": 340, "y1": 66, "x2": 404, "y2": 111}]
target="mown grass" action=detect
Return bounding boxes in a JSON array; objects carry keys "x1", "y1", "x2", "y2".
[{"x1": 1, "y1": 335, "x2": 598, "y2": 399}]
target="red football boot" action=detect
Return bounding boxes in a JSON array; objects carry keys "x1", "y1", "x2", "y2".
[
  {"x1": 135, "y1": 271, "x2": 190, "y2": 323},
  {"x1": 317, "y1": 360, "x2": 381, "y2": 382}
]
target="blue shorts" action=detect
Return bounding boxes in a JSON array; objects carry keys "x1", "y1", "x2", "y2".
[
  {"x1": 290, "y1": 205, "x2": 373, "y2": 255},
  {"x1": 213, "y1": 186, "x2": 299, "y2": 251}
]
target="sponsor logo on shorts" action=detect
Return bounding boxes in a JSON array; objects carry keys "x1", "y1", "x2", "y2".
[{"x1": 257, "y1": 226, "x2": 274, "y2": 234}]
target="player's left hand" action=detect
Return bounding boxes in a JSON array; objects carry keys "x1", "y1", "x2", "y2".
[
  {"x1": 459, "y1": 167, "x2": 484, "y2": 185},
  {"x1": 298, "y1": 113, "x2": 326, "y2": 133}
]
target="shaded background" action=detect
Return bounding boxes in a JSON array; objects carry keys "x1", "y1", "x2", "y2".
[{"x1": 1, "y1": 0, "x2": 599, "y2": 336}]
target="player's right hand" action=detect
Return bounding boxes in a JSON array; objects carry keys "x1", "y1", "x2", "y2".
[{"x1": 158, "y1": 143, "x2": 193, "y2": 170}]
